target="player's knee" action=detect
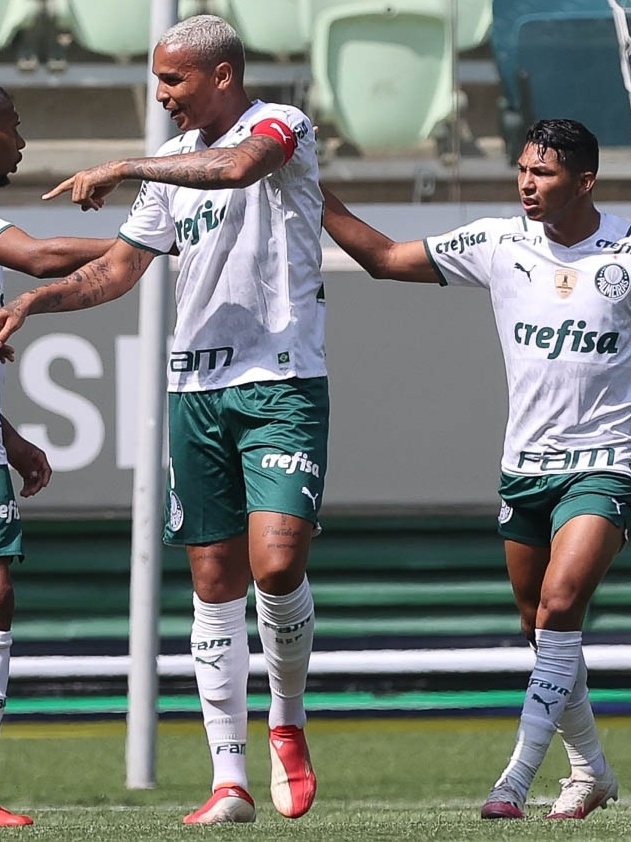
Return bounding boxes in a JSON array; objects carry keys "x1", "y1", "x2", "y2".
[
  {"x1": 256, "y1": 563, "x2": 304, "y2": 595},
  {"x1": 538, "y1": 592, "x2": 585, "y2": 628}
]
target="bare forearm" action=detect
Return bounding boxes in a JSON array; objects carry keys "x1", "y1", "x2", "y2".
[
  {"x1": 322, "y1": 186, "x2": 437, "y2": 283},
  {"x1": 43, "y1": 136, "x2": 285, "y2": 209},
  {"x1": 1, "y1": 412, "x2": 52, "y2": 495},
  {"x1": 23, "y1": 267, "x2": 110, "y2": 315},
  {"x1": 16, "y1": 252, "x2": 139, "y2": 316},
  {"x1": 116, "y1": 136, "x2": 282, "y2": 190},
  {"x1": 0, "y1": 414, "x2": 18, "y2": 451},
  {"x1": 322, "y1": 186, "x2": 395, "y2": 278},
  {"x1": 0, "y1": 242, "x2": 151, "y2": 347},
  {"x1": 36, "y1": 237, "x2": 117, "y2": 277},
  {"x1": 19, "y1": 237, "x2": 117, "y2": 278}
]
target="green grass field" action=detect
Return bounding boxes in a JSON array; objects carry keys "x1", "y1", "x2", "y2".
[{"x1": 0, "y1": 716, "x2": 629, "y2": 840}]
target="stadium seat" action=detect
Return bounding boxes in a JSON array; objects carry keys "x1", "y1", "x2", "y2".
[
  {"x1": 61, "y1": 0, "x2": 152, "y2": 59},
  {"x1": 515, "y1": 12, "x2": 631, "y2": 146},
  {"x1": 221, "y1": 0, "x2": 307, "y2": 57},
  {"x1": 491, "y1": 0, "x2": 631, "y2": 160},
  {"x1": 309, "y1": 0, "x2": 455, "y2": 152},
  {"x1": 298, "y1": 0, "x2": 365, "y2": 37},
  {"x1": 455, "y1": 0, "x2": 492, "y2": 51},
  {"x1": 303, "y1": 0, "x2": 492, "y2": 52},
  {"x1": 0, "y1": 0, "x2": 44, "y2": 69},
  {"x1": 492, "y1": 0, "x2": 613, "y2": 110},
  {"x1": 178, "y1": 0, "x2": 233, "y2": 20}
]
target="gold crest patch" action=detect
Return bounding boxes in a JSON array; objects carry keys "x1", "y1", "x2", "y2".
[{"x1": 555, "y1": 268, "x2": 577, "y2": 298}]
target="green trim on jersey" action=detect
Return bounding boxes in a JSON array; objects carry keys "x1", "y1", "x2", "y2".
[
  {"x1": 117, "y1": 232, "x2": 168, "y2": 256},
  {"x1": 422, "y1": 238, "x2": 448, "y2": 286},
  {"x1": 0, "y1": 223, "x2": 14, "y2": 237}
]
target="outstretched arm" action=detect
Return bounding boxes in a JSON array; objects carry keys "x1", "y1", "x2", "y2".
[
  {"x1": 322, "y1": 186, "x2": 439, "y2": 284},
  {"x1": 42, "y1": 134, "x2": 286, "y2": 211},
  {"x1": 1, "y1": 415, "x2": 51, "y2": 497},
  {"x1": 0, "y1": 238, "x2": 154, "y2": 346},
  {"x1": 0, "y1": 225, "x2": 116, "y2": 278}
]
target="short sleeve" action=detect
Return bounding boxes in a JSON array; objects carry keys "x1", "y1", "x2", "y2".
[
  {"x1": 424, "y1": 217, "x2": 501, "y2": 289},
  {"x1": 118, "y1": 179, "x2": 175, "y2": 255}
]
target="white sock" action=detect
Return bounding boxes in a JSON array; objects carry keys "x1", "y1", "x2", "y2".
[
  {"x1": 255, "y1": 577, "x2": 314, "y2": 729},
  {"x1": 497, "y1": 629, "x2": 582, "y2": 799},
  {"x1": 0, "y1": 631, "x2": 11, "y2": 725},
  {"x1": 191, "y1": 594, "x2": 249, "y2": 791},
  {"x1": 556, "y1": 650, "x2": 605, "y2": 776}
]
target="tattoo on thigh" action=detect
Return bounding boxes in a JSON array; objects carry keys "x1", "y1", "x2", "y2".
[{"x1": 262, "y1": 523, "x2": 300, "y2": 550}]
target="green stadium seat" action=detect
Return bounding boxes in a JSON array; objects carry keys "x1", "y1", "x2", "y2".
[
  {"x1": 178, "y1": 0, "x2": 233, "y2": 21},
  {"x1": 455, "y1": 0, "x2": 492, "y2": 51},
  {"x1": 303, "y1": 0, "x2": 492, "y2": 52},
  {"x1": 309, "y1": 0, "x2": 455, "y2": 151},
  {"x1": 221, "y1": 0, "x2": 307, "y2": 57},
  {"x1": 61, "y1": 0, "x2": 152, "y2": 59},
  {"x1": 0, "y1": 0, "x2": 43, "y2": 69}
]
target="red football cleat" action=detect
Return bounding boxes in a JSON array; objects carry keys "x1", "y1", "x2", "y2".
[
  {"x1": 183, "y1": 785, "x2": 255, "y2": 824},
  {"x1": 269, "y1": 725, "x2": 317, "y2": 818},
  {"x1": 0, "y1": 806, "x2": 33, "y2": 826}
]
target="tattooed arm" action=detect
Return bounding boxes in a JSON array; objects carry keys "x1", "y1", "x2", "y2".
[
  {"x1": 0, "y1": 239, "x2": 154, "y2": 346},
  {"x1": 42, "y1": 135, "x2": 286, "y2": 211}
]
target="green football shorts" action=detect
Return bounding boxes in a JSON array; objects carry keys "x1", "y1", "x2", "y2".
[
  {"x1": 497, "y1": 471, "x2": 631, "y2": 547},
  {"x1": 0, "y1": 464, "x2": 23, "y2": 561},
  {"x1": 164, "y1": 377, "x2": 329, "y2": 545}
]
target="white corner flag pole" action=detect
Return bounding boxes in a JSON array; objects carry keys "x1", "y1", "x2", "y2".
[{"x1": 125, "y1": 0, "x2": 178, "y2": 790}]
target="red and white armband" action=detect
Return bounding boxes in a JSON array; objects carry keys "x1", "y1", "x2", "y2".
[{"x1": 251, "y1": 118, "x2": 297, "y2": 162}]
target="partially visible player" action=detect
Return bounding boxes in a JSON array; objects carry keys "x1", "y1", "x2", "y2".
[
  {"x1": 319, "y1": 119, "x2": 623, "y2": 820},
  {"x1": 0, "y1": 86, "x2": 114, "y2": 826},
  {"x1": 0, "y1": 16, "x2": 326, "y2": 825}
]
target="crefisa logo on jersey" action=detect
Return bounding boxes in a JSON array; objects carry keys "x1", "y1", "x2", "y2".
[{"x1": 594, "y1": 264, "x2": 631, "y2": 300}]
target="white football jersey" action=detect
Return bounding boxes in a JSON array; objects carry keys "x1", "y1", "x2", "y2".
[
  {"x1": 425, "y1": 212, "x2": 631, "y2": 477},
  {"x1": 119, "y1": 100, "x2": 326, "y2": 392}
]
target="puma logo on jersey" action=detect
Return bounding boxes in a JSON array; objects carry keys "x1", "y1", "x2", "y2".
[
  {"x1": 301, "y1": 487, "x2": 319, "y2": 509},
  {"x1": 514, "y1": 262, "x2": 535, "y2": 282}
]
